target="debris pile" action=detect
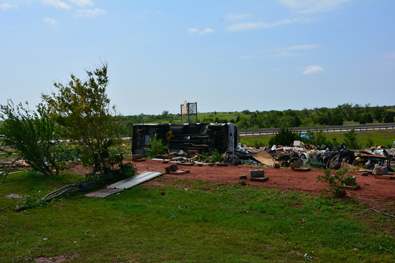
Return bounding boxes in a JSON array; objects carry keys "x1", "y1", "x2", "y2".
[{"x1": 139, "y1": 140, "x2": 394, "y2": 175}]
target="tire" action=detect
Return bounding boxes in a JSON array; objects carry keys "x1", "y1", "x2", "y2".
[
  {"x1": 341, "y1": 150, "x2": 355, "y2": 164},
  {"x1": 289, "y1": 157, "x2": 301, "y2": 163},
  {"x1": 326, "y1": 152, "x2": 340, "y2": 169}
]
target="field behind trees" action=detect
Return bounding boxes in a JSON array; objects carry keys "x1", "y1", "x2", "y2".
[{"x1": 116, "y1": 104, "x2": 395, "y2": 146}]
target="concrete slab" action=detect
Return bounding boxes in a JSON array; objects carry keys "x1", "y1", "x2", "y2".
[
  {"x1": 250, "y1": 176, "x2": 269, "y2": 182},
  {"x1": 249, "y1": 170, "x2": 265, "y2": 178}
]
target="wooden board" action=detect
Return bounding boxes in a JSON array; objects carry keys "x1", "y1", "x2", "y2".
[{"x1": 252, "y1": 151, "x2": 275, "y2": 166}]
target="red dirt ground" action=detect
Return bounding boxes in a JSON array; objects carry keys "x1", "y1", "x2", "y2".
[{"x1": 128, "y1": 160, "x2": 395, "y2": 201}]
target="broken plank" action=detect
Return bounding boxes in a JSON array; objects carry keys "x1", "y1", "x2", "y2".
[
  {"x1": 293, "y1": 168, "x2": 311, "y2": 172},
  {"x1": 374, "y1": 175, "x2": 395, "y2": 180}
]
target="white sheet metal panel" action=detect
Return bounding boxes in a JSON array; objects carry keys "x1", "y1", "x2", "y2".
[
  {"x1": 106, "y1": 171, "x2": 162, "y2": 189},
  {"x1": 83, "y1": 188, "x2": 123, "y2": 198}
]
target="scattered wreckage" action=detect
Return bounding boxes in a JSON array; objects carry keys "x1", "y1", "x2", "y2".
[
  {"x1": 131, "y1": 123, "x2": 238, "y2": 157},
  {"x1": 131, "y1": 122, "x2": 394, "y2": 172},
  {"x1": 138, "y1": 135, "x2": 394, "y2": 174}
]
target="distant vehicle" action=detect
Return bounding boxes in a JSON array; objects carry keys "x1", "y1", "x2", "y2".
[{"x1": 131, "y1": 123, "x2": 238, "y2": 157}]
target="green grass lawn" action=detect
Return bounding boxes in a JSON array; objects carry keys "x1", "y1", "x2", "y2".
[{"x1": 1, "y1": 171, "x2": 394, "y2": 262}]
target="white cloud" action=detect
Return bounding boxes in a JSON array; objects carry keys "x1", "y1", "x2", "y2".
[
  {"x1": 262, "y1": 45, "x2": 318, "y2": 57},
  {"x1": 302, "y1": 65, "x2": 324, "y2": 74},
  {"x1": 225, "y1": 13, "x2": 251, "y2": 20},
  {"x1": 74, "y1": 8, "x2": 106, "y2": 18},
  {"x1": 188, "y1": 28, "x2": 214, "y2": 36},
  {"x1": 271, "y1": 51, "x2": 303, "y2": 57},
  {"x1": 225, "y1": 18, "x2": 308, "y2": 31},
  {"x1": 42, "y1": 0, "x2": 71, "y2": 9},
  {"x1": 43, "y1": 17, "x2": 59, "y2": 25},
  {"x1": 200, "y1": 28, "x2": 214, "y2": 36},
  {"x1": 67, "y1": 0, "x2": 94, "y2": 7},
  {"x1": 280, "y1": 0, "x2": 348, "y2": 14},
  {"x1": 282, "y1": 45, "x2": 319, "y2": 50},
  {"x1": 0, "y1": 3, "x2": 18, "y2": 11}
]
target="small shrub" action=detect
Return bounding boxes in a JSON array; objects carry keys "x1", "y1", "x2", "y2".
[
  {"x1": 254, "y1": 140, "x2": 264, "y2": 148},
  {"x1": 344, "y1": 129, "x2": 359, "y2": 149},
  {"x1": 365, "y1": 135, "x2": 374, "y2": 148},
  {"x1": 148, "y1": 137, "x2": 167, "y2": 157},
  {"x1": 317, "y1": 169, "x2": 355, "y2": 198},
  {"x1": 211, "y1": 149, "x2": 224, "y2": 163},
  {"x1": 196, "y1": 152, "x2": 211, "y2": 163},
  {"x1": 86, "y1": 162, "x2": 137, "y2": 187},
  {"x1": 331, "y1": 137, "x2": 339, "y2": 147},
  {"x1": 196, "y1": 150, "x2": 223, "y2": 163}
]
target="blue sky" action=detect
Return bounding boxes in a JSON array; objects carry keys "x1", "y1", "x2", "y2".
[{"x1": 1, "y1": 0, "x2": 394, "y2": 115}]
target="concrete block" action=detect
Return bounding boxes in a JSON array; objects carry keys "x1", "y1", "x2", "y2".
[{"x1": 249, "y1": 170, "x2": 265, "y2": 178}]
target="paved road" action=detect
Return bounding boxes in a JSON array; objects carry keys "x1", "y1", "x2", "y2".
[{"x1": 239, "y1": 123, "x2": 395, "y2": 136}]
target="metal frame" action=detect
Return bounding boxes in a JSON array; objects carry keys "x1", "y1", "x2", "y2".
[{"x1": 181, "y1": 102, "x2": 198, "y2": 123}]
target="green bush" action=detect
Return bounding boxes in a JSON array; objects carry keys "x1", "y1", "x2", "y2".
[
  {"x1": 148, "y1": 137, "x2": 167, "y2": 157},
  {"x1": 0, "y1": 100, "x2": 64, "y2": 176},
  {"x1": 86, "y1": 162, "x2": 137, "y2": 188},
  {"x1": 344, "y1": 129, "x2": 359, "y2": 149},
  {"x1": 317, "y1": 169, "x2": 355, "y2": 198},
  {"x1": 211, "y1": 149, "x2": 224, "y2": 163}
]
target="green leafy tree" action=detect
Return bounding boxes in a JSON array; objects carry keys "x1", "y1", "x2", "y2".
[
  {"x1": 162, "y1": 110, "x2": 169, "y2": 118},
  {"x1": 383, "y1": 112, "x2": 394, "y2": 123},
  {"x1": 292, "y1": 116, "x2": 301, "y2": 127},
  {"x1": 42, "y1": 63, "x2": 121, "y2": 174},
  {"x1": 269, "y1": 127, "x2": 299, "y2": 146},
  {"x1": 373, "y1": 106, "x2": 384, "y2": 122},
  {"x1": 0, "y1": 100, "x2": 63, "y2": 176}
]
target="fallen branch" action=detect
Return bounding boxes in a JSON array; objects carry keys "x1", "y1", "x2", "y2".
[
  {"x1": 0, "y1": 206, "x2": 13, "y2": 211},
  {"x1": 369, "y1": 208, "x2": 395, "y2": 218}
]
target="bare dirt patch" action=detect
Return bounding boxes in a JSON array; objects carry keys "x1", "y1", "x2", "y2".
[
  {"x1": 71, "y1": 159, "x2": 395, "y2": 201},
  {"x1": 120, "y1": 160, "x2": 395, "y2": 202}
]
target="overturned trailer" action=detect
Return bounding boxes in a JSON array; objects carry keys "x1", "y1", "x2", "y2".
[{"x1": 131, "y1": 123, "x2": 238, "y2": 157}]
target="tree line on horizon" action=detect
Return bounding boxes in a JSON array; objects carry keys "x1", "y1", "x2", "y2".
[{"x1": 115, "y1": 103, "x2": 395, "y2": 135}]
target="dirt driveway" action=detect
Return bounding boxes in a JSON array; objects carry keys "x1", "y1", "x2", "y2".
[{"x1": 129, "y1": 160, "x2": 395, "y2": 201}]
